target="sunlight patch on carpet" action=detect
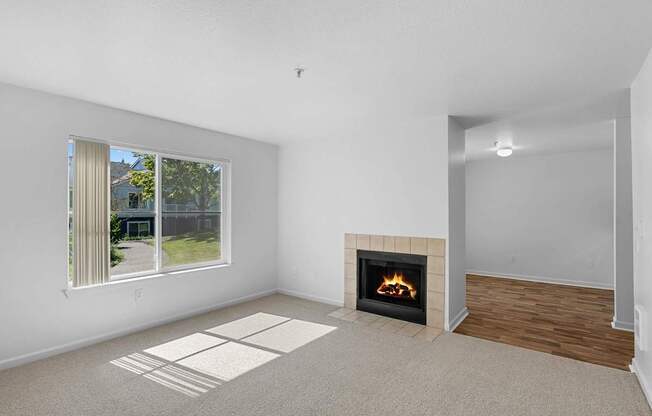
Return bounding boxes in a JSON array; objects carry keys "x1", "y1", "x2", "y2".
[
  {"x1": 206, "y1": 312, "x2": 290, "y2": 340},
  {"x1": 109, "y1": 313, "x2": 337, "y2": 398},
  {"x1": 143, "y1": 364, "x2": 222, "y2": 398},
  {"x1": 144, "y1": 333, "x2": 227, "y2": 362},
  {"x1": 242, "y1": 319, "x2": 337, "y2": 353},
  {"x1": 177, "y1": 342, "x2": 280, "y2": 381},
  {"x1": 110, "y1": 353, "x2": 165, "y2": 375}
]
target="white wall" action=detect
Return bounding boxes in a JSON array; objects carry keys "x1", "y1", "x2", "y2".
[
  {"x1": 631, "y1": 48, "x2": 652, "y2": 406},
  {"x1": 277, "y1": 115, "x2": 450, "y2": 306},
  {"x1": 0, "y1": 83, "x2": 278, "y2": 368},
  {"x1": 614, "y1": 115, "x2": 635, "y2": 329},
  {"x1": 466, "y1": 149, "x2": 614, "y2": 288},
  {"x1": 447, "y1": 118, "x2": 467, "y2": 327}
]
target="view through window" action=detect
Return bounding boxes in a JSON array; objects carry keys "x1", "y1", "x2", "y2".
[
  {"x1": 161, "y1": 157, "x2": 222, "y2": 268},
  {"x1": 67, "y1": 140, "x2": 225, "y2": 284},
  {"x1": 110, "y1": 148, "x2": 156, "y2": 277}
]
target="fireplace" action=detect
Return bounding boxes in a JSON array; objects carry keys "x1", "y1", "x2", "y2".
[{"x1": 357, "y1": 250, "x2": 427, "y2": 324}]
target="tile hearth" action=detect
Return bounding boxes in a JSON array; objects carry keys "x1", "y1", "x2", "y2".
[
  {"x1": 343, "y1": 234, "x2": 446, "y2": 329},
  {"x1": 327, "y1": 307, "x2": 442, "y2": 342}
]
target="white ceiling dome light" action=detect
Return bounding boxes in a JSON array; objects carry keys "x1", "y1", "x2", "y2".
[{"x1": 495, "y1": 141, "x2": 513, "y2": 157}]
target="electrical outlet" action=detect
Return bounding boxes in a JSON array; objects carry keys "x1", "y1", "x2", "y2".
[{"x1": 134, "y1": 288, "x2": 143, "y2": 302}]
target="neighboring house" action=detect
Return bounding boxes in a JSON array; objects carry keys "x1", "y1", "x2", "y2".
[
  {"x1": 111, "y1": 159, "x2": 155, "y2": 238},
  {"x1": 110, "y1": 158, "x2": 221, "y2": 238}
]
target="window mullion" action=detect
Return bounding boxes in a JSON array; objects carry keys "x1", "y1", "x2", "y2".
[{"x1": 155, "y1": 154, "x2": 162, "y2": 272}]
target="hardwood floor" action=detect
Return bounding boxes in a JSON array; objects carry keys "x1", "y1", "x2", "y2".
[{"x1": 454, "y1": 274, "x2": 634, "y2": 370}]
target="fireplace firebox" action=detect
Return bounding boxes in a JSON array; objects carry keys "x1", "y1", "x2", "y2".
[{"x1": 356, "y1": 250, "x2": 427, "y2": 324}]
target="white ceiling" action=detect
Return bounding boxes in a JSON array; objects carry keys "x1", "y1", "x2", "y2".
[
  {"x1": 465, "y1": 90, "x2": 629, "y2": 160},
  {"x1": 0, "y1": 1, "x2": 651, "y2": 144}
]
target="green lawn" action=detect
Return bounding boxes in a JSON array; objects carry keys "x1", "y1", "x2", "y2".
[{"x1": 162, "y1": 232, "x2": 221, "y2": 267}]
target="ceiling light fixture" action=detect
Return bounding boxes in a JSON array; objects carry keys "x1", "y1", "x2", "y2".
[
  {"x1": 495, "y1": 141, "x2": 513, "y2": 157},
  {"x1": 294, "y1": 66, "x2": 305, "y2": 78}
]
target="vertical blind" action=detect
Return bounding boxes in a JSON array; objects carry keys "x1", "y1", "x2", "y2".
[{"x1": 72, "y1": 139, "x2": 110, "y2": 287}]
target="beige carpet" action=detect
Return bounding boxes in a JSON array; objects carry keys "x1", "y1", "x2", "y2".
[{"x1": 0, "y1": 294, "x2": 649, "y2": 416}]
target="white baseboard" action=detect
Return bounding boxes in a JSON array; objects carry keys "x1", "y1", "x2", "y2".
[
  {"x1": 612, "y1": 318, "x2": 635, "y2": 332},
  {"x1": 277, "y1": 288, "x2": 343, "y2": 307},
  {"x1": 466, "y1": 270, "x2": 614, "y2": 290},
  {"x1": 631, "y1": 358, "x2": 652, "y2": 410},
  {"x1": 449, "y1": 307, "x2": 469, "y2": 332},
  {"x1": 0, "y1": 288, "x2": 277, "y2": 371}
]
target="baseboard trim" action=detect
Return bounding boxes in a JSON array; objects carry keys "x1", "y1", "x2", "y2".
[
  {"x1": 612, "y1": 318, "x2": 635, "y2": 332},
  {"x1": 466, "y1": 270, "x2": 614, "y2": 290},
  {"x1": 448, "y1": 307, "x2": 469, "y2": 332},
  {"x1": 631, "y1": 358, "x2": 652, "y2": 410},
  {"x1": 0, "y1": 288, "x2": 277, "y2": 371},
  {"x1": 277, "y1": 288, "x2": 344, "y2": 307}
]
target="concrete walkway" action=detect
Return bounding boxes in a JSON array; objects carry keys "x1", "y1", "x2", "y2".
[{"x1": 111, "y1": 240, "x2": 155, "y2": 276}]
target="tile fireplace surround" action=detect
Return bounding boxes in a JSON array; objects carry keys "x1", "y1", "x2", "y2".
[{"x1": 344, "y1": 234, "x2": 446, "y2": 329}]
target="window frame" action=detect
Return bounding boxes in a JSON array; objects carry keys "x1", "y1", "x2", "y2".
[
  {"x1": 127, "y1": 192, "x2": 141, "y2": 209},
  {"x1": 68, "y1": 136, "x2": 231, "y2": 287}
]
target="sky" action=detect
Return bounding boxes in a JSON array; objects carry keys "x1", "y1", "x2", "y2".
[{"x1": 110, "y1": 148, "x2": 140, "y2": 164}]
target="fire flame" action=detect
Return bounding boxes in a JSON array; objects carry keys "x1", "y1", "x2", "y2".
[{"x1": 376, "y1": 272, "x2": 417, "y2": 300}]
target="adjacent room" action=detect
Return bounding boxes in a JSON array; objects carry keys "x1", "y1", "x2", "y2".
[
  {"x1": 1, "y1": 2, "x2": 652, "y2": 416},
  {"x1": 456, "y1": 93, "x2": 635, "y2": 370}
]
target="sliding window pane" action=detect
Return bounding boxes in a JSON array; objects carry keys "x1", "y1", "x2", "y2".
[
  {"x1": 110, "y1": 148, "x2": 156, "y2": 277},
  {"x1": 161, "y1": 157, "x2": 221, "y2": 268}
]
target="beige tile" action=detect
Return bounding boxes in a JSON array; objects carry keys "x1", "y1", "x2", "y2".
[
  {"x1": 356, "y1": 234, "x2": 370, "y2": 250},
  {"x1": 344, "y1": 293, "x2": 356, "y2": 309},
  {"x1": 395, "y1": 237, "x2": 410, "y2": 253},
  {"x1": 426, "y1": 308, "x2": 444, "y2": 329},
  {"x1": 427, "y1": 291, "x2": 444, "y2": 310},
  {"x1": 344, "y1": 248, "x2": 356, "y2": 265},
  {"x1": 344, "y1": 278, "x2": 356, "y2": 294},
  {"x1": 397, "y1": 322, "x2": 425, "y2": 337},
  {"x1": 344, "y1": 233, "x2": 356, "y2": 249},
  {"x1": 353, "y1": 311, "x2": 381, "y2": 326},
  {"x1": 413, "y1": 326, "x2": 443, "y2": 342},
  {"x1": 340, "y1": 310, "x2": 363, "y2": 322},
  {"x1": 370, "y1": 235, "x2": 384, "y2": 251},
  {"x1": 369, "y1": 316, "x2": 391, "y2": 329},
  {"x1": 345, "y1": 262, "x2": 356, "y2": 280},
  {"x1": 383, "y1": 236, "x2": 395, "y2": 252},
  {"x1": 327, "y1": 308, "x2": 354, "y2": 319},
  {"x1": 427, "y1": 256, "x2": 445, "y2": 275},
  {"x1": 427, "y1": 238, "x2": 445, "y2": 256},
  {"x1": 378, "y1": 318, "x2": 408, "y2": 333},
  {"x1": 427, "y1": 273, "x2": 445, "y2": 293},
  {"x1": 410, "y1": 237, "x2": 427, "y2": 255}
]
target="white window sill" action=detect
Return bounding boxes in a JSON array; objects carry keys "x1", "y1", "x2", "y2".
[{"x1": 62, "y1": 262, "x2": 231, "y2": 298}]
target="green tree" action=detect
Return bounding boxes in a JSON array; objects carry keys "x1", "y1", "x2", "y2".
[
  {"x1": 129, "y1": 154, "x2": 221, "y2": 212},
  {"x1": 110, "y1": 213, "x2": 124, "y2": 267},
  {"x1": 129, "y1": 154, "x2": 156, "y2": 201},
  {"x1": 110, "y1": 213, "x2": 123, "y2": 245}
]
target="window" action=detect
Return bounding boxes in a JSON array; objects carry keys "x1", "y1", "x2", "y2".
[
  {"x1": 128, "y1": 192, "x2": 141, "y2": 209},
  {"x1": 127, "y1": 221, "x2": 151, "y2": 237},
  {"x1": 110, "y1": 148, "x2": 156, "y2": 278},
  {"x1": 68, "y1": 138, "x2": 228, "y2": 287},
  {"x1": 161, "y1": 157, "x2": 222, "y2": 268}
]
